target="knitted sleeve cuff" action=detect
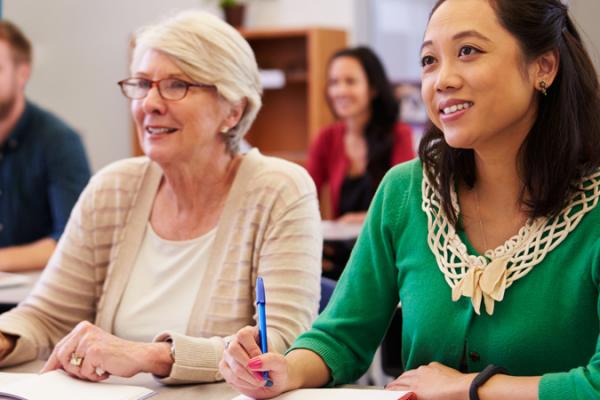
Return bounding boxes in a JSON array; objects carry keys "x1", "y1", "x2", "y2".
[
  {"x1": 152, "y1": 331, "x2": 225, "y2": 384},
  {"x1": 0, "y1": 334, "x2": 37, "y2": 367},
  {"x1": 539, "y1": 372, "x2": 581, "y2": 400}
]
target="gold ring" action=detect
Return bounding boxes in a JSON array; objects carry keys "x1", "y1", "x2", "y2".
[{"x1": 69, "y1": 353, "x2": 83, "y2": 367}]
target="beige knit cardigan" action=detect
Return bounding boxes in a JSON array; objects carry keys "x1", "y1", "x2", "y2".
[{"x1": 0, "y1": 149, "x2": 322, "y2": 384}]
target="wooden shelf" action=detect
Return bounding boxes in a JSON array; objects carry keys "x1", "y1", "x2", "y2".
[
  {"x1": 239, "y1": 28, "x2": 309, "y2": 40},
  {"x1": 285, "y1": 71, "x2": 308, "y2": 84},
  {"x1": 243, "y1": 28, "x2": 347, "y2": 165}
]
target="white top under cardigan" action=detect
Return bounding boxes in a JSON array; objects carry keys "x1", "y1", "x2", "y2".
[{"x1": 113, "y1": 224, "x2": 216, "y2": 342}]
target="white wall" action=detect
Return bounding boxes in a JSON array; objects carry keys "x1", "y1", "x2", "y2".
[
  {"x1": 571, "y1": 0, "x2": 600, "y2": 72},
  {"x1": 248, "y1": 0, "x2": 355, "y2": 35},
  {"x1": 368, "y1": 0, "x2": 437, "y2": 82}
]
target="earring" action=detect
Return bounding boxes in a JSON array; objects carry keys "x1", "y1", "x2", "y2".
[
  {"x1": 220, "y1": 126, "x2": 230, "y2": 134},
  {"x1": 539, "y1": 80, "x2": 548, "y2": 96}
]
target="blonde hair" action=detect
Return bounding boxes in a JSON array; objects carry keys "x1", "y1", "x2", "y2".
[{"x1": 132, "y1": 10, "x2": 262, "y2": 154}]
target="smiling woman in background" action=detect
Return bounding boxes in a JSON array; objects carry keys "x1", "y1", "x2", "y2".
[
  {"x1": 0, "y1": 10, "x2": 321, "y2": 384},
  {"x1": 307, "y1": 46, "x2": 414, "y2": 224},
  {"x1": 308, "y1": 47, "x2": 414, "y2": 279},
  {"x1": 221, "y1": 0, "x2": 600, "y2": 399}
]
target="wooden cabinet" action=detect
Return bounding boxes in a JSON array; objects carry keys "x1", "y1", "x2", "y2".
[{"x1": 241, "y1": 28, "x2": 347, "y2": 165}]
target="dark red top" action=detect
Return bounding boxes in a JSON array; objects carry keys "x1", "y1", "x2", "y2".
[{"x1": 306, "y1": 121, "x2": 415, "y2": 218}]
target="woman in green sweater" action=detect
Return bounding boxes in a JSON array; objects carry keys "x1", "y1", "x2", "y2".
[{"x1": 220, "y1": 0, "x2": 600, "y2": 399}]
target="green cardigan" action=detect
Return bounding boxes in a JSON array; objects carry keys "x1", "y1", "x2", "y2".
[{"x1": 291, "y1": 160, "x2": 600, "y2": 400}]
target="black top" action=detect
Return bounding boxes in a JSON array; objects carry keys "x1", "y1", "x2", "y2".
[{"x1": 338, "y1": 174, "x2": 376, "y2": 216}]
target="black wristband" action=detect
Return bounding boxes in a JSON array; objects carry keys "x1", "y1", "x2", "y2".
[{"x1": 469, "y1": 364, "x2": 508, "y2": 400}]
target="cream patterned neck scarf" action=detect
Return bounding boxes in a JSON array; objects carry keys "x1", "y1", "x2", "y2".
[{"x1": 421, "y1": 168, "x2": 600, "y2": 315}]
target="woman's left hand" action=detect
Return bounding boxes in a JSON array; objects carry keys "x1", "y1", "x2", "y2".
[
  {"x1": 41, "y1": 321, "x2": 171, "y2": 381},
  {"x1": 386, "y1": 362, "x2": 475, "y2": 400}
]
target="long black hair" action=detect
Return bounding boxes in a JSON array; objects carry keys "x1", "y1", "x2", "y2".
[
  {"x1": 419, "y1": 0, "x2": 600, "y2": 225},
  {"x1": 327, "y1": 46, "x2": 399, "y2": 185}
]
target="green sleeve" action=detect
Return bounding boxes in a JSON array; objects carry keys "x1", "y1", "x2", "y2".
[
  {"x1": 289, "y1": 163, "x2": 416, "y2": 385},
  {"x1": 539, "y1": 240, "x2": 600, "y2": 400}
]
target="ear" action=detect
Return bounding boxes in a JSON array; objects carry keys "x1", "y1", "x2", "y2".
[
  {"x1": 15, "y1": 62, "x2": 31, "y2": 90},
  {"x1": 531, "y1": 49, "x2": 559, "y2": 90},
  {"x1": 222, "y1": 97, "x2": 247, "y2": 131}
]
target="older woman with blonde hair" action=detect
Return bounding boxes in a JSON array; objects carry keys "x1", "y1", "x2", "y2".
[{"x1": 0, "y1": 10, "x2": 321, "y2": 384}]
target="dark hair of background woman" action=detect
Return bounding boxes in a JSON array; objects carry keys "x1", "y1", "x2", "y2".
[
  {"x1": 327, "y1": 46, "x2": 400, "y2": 185},
  {"x1": 418, "y1": 0, "x2": 600, "y2": 226}
]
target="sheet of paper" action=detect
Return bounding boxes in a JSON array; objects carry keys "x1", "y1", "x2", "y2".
[
  {"x1": 0, "y1": 370, "x2": 155, "y2": 400},
  {"x1": 0, "y1": 272, "x2": 30, "y2": 289},
  {"x1": 0, "y1": 373, "x2": 32, "y2": 387},
  {"x1": 233, "y1": 388, "x2": 411, "y2": 400}
]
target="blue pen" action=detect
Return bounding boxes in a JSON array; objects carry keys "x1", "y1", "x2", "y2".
[{"x1": 256, "y1": 276, "x2": 273, "y2": 387}]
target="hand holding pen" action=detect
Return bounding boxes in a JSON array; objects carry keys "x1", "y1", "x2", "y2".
[{"x1": 219, "y1": 277, "x2": 290, "y2": 399}]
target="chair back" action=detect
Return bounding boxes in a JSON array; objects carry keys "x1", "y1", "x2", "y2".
[
  {"x1": 381, "y1": 307, "x2": 404, "y2": 377},
  {"x1": 319, "y1": 277, "x2": 337, "y2": 313}
]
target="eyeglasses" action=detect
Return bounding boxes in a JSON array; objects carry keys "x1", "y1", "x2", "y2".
[{"x1": 117, "y1": 78, "x2": 215, "y2": 101}]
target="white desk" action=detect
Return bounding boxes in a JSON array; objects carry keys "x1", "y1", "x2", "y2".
[
  {"x1": 1, "y1": 360, "x2": 239, "y2": 400},
  {"x1": 0, "y1": 271, "x2": 41, "y2": 307},
  {"x1": 321, "y1": 221, "x2": 363, "y2": 241}
]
